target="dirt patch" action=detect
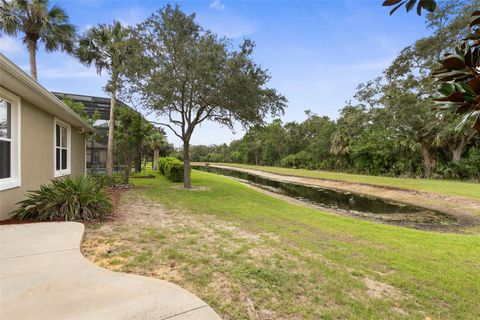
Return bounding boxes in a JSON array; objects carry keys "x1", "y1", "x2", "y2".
[
  {"x1": 172, "y1": 185, "x2": 210, "y2": 191},
  {"x1": 82, "y1": 190, "x2": 330, "y2": 319},
  {"x1": 364, "y1": 277, "x2": 403, "y2": 300}
]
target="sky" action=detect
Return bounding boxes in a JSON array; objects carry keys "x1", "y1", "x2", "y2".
[{"x1": 0, "y1": 0, "x2": 433, "y2": 147}]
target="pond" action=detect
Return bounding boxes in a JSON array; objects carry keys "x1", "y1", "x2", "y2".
[{"x1": 193, "y1": 165, "x2": 459, "y2": 229}]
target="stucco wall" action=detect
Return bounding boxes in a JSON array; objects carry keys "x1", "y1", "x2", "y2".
[{"x1": 0, "y1": 98, "x2": 86, "y2": 220}]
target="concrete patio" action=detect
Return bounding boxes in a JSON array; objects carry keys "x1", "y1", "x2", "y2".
[{"x1": 0, "y1": 222, "x2": 221, "y2": 320}]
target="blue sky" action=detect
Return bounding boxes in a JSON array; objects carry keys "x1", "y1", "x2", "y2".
[{"x1": 0, "y1": 0, "x2": 432, "y2": 146}]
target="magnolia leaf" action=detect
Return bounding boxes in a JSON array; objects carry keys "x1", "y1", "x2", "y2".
[
  {"x1": 405, "y1": 0, "x2": 416, "y2": 12},
  {"x1": 437, "y1": 82, "x2": 455, "y2": 96},
  {"x1": 469, "y1": 78, "x2": 480, "y2": 95},
  {"x1": 382, "y1": 0, "x2": 404, "y2": 5},
  {"x1": 470, "y1": 17, "x2": 480, "y2": 28},
  {"x1": 464, "y1": 48, "x2": 473, "y2": 67},
  {"x1": 434, "y1": 92, "x2": 465, "y2": 102},
  {"x1": 434, "y1": 102, "x2": 461, "y2": 110},
  {"x1": 454, "y1": 83, "x2": 465, "y2": 93},
  {"x1": 459, "y1": 83, "x2": 477, "y2": 97},
  {"x1": 441, "y1": 54, "x2": 465, "y2": 70},
  {"x1": 421, "y1": 0, "x2": 436, "y2": 13},
  {"x1": 435, "y1": 70, "x2": 471, "y2": 82},
  {"x1": 389, "y1": 1, "x2": 407, "y2": 15}
]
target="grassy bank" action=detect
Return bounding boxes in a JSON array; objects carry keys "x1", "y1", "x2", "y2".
[
  {"x1": 204, "y1": 163, "x2": 480, "y2": 200},
  {"x1": 83, "y1": 170, "x2": 480, "y2": 320}
]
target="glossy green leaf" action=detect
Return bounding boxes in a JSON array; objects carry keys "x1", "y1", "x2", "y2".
[{"x1": 405, "y1": 0, "x2": 416, "y2": 12}]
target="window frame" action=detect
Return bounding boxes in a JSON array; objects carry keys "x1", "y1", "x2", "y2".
[
  {"x1": 0, "y1": 87, "x2": 21, "y2": 191},
  {"x1": 53, "y1": 118, "x2": 71, "y2": 177}
]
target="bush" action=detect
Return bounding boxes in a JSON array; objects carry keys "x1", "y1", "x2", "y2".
[
  {"x1": 280, "y1": 151, "x2": 314, "y2": 169},
  {"x1": 11, "y1": 175, "x2": 112, "y2": 221},
  {"x1": 164, "y1": 159, "x2": 184, "y2": 182},
  {"x1": 87, "y1": 173, "x2": 122, "y2": 187},
  {"x1": 158, "y1": 157, "x2": 179, "y2": 174},
  {"x1": 436, "y1": 149, "x2": 480, "y2": 180}
]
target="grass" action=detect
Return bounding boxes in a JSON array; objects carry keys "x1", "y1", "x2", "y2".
[
  {"x1": 205, "y1": 163, "x2": 480, "y2": 200},
  {"x1": 83, "y1": 170, "x2": 480, "y2": 320}
]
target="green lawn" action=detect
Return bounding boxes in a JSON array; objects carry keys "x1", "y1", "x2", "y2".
[
  {"x1": 206, "y1": 163, "x2": 480, "y2": 200},
  {"x1": 84, "y1": 170, "x2": 480, "y2": 320}
]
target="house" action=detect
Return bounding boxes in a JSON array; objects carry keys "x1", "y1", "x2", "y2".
[
  {"x1": 0, "y1": 54, "x2": 95, "y2": 220},
  {"x1": 52, "y1": 92, "x2": 111, "y2": 172},
  {"x1": 52, "y1": 92, "x2": 162, "y2": 174}
]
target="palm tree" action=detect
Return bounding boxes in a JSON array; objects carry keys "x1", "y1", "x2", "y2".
[
  {"x1": 147, "y1": 130, "x2": 168, "y2": 170},
  {"x1": 0, "y1": 0, "x2": 76, "y2": 80},
  {"x1": 76, "y1": 21, "x2": 132, "y2": 177}
]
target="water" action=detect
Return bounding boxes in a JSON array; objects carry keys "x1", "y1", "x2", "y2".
[{"x1": 193, "y1": 165, "x2": 458, "y2": 229}]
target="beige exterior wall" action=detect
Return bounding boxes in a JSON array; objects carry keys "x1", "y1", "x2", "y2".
[{"x1": 0, "y1": 98, "x2": 86, "y2": 220}]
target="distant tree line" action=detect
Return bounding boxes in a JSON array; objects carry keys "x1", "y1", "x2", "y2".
[{"x1": 185, "y1": 1, "x2": 480, "y2": 180}]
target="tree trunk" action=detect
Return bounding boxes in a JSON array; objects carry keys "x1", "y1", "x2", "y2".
[
  {"x1": 452, "y1": 145, "x2": 464, "y2": 163},
  {"x1": 135, "y1": 149, "x2": 142, "y2": 172},
  {"x1": 183, "y1": 140, "x2": 191, "y2": 188},
  {"x1": 123, "y1": 155, "x2": 132, "y2": 185},
  {"x1": 420, "y1": 144, "x2": 436, "y2": 178},
  {"x1": 106, "y1": 89, "x2": 116, "y2": 176},
  {"x1": 153, "y1": 148, "x2": 159, "y2": 170},
  {"x1": 27, "y1": 40, "x2": 38, "y2": 81},
  {"x1": 451, "y1": 132, "x2": 476, "y2": 163}
]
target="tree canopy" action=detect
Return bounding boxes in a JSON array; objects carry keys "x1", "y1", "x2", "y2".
[
  {"x1": 121, "y1": 5, "x2": 286, "y2": 187},
  {"x1": 76, "y1": 21, "x2": 135, "y2": 177},
  {"x1": 0, "y1": 0, "x2": 76, "y2": 80},
  {"x1": 185, "y1": 1, "x2": 479, "y2": 180}
]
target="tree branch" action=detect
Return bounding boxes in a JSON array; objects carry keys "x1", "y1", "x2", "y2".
[{"x1": 149, "y1": 120, "x2": 183, "y2": 140}]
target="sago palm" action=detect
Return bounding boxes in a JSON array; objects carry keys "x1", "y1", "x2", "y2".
[
  {"x1": 0, "y1": 0, "x2": 76, "y2": 80},
  {"x1": 76, "y1": 21, "x2": 133, "y2": 176}
]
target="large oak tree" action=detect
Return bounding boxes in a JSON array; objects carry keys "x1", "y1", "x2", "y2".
[{"x1": 122, "y1": 5, "x2": 286, "y2": 188}]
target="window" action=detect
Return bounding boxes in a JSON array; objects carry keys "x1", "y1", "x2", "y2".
[
  {"x1": 93, "y1": 150, "x2": 100, "y2": 163},
  {"x1": 54, "y1": 119, "x2": 71, "y2": 177},
  {"x1": 0, "y1": 99, "x2": 11, "y2": 179},
  {"x1": 0, "y1": 88, "x2": 21, "y2": 191}
]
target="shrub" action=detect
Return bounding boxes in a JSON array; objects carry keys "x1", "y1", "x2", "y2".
[
  {"x1": 164, "y1": 159, "x2": 184, "y2": 182},
  {"x1": 11, "y1": 175, "x2": 112, "y2": 221},
  {"x1": 87, "y1": 173, "x2": 122, "y2": 187},
  {"x1": 280, "y1": 151, "x2": 314, "y2": 169},
  {"x1": 158, "y1": 157, "x2": 179, "y2": 175}
]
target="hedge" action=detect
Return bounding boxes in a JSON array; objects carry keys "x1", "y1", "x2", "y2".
[
  {"x1": 158, "y1": 157, "x2": 179, "y2": 175},
  {"x1": 164, "y1": 159, "x2": 184, "y2": 182},
  {"x1": 158, "y1": 157, "x2": 184, "y2": 182}
]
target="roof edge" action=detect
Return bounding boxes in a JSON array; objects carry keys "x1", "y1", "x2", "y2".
[{"x1": 0, "y1": 53, "x2": 96, "y2": 133}]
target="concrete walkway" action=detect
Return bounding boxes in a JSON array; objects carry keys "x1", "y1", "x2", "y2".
[{"x1": 0, "y1": 222, "x2": 221, "y2": 320}]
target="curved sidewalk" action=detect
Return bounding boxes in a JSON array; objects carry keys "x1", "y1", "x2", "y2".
[{"x1": 0, "y1": 222, "x2": 221, "y2": 320}]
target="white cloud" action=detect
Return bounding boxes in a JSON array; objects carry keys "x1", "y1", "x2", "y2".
[
  {"x1": 114, "y1": 7, "x2": 146, "y2": 27},
  {"x1": 40, "y1": 66, "x2": 99, "y2": 80},
  {"x1": 81, "y1": 24, "x2": 93, "y2": 33},
  {"x1": 0, "y1": 37, "x2": 23, "y2": 55},
  {"x1": 209, "y1": 0, "x2": 225, "y2": 11},
  {"x1": 36, "y1": 58, "x2": 105, "y2": 80},
  {"x1": 199, "y1": 14, "x2": 256, "y2": 38}
]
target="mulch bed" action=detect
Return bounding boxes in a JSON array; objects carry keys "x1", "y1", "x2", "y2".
[{"x1": 0, "y1": 217, "x2": 64, "y2": 225}]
